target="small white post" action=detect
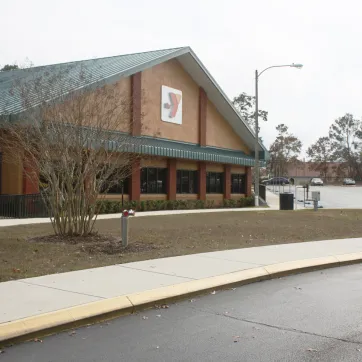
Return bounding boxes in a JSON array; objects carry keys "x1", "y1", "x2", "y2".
[{"x1": 121, "y1": 210, "x2": 129, "y2": 247}]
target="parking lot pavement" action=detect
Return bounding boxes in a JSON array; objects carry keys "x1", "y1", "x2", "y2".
[{"x1": 267, "y1": 185, "x2": 362, "y2": 209}]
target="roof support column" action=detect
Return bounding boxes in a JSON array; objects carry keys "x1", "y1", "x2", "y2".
[
  {"x1": 198, "y1": 162, "x2": 206, "y2": 200},
  {"x1": 167, "y1": 159, "x2": 177, "y2": 200},
  {"x1": 246, "y1": 166, "x2": 252, "y2": 197},
  {"x1": 23, "y1": 158, "x2": 39, "y2": 195},
  {"x1": 132, "y1": 72, "x2": 142, "y2": 136},
  {"x1": 130, "y1": 159, "x2": 141, "y2": 201},
  {"x1": 224, "y1": 165, "x2": 231, "y2": 199},
  {"x1": 199, "y1": 87, "x2": 207, "y2": 146}
]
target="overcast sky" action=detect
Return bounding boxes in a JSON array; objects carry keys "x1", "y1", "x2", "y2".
[{"x1": 2, "y1": 0, "x2": 361, "y2": 153}]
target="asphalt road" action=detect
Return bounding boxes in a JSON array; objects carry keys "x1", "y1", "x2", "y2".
[
  {"x1": 268, "y1": 185, "x2": 362, "y2": 209},
  {"x1": 3, "y1": 264, "x2": 362, "y2": 362}
]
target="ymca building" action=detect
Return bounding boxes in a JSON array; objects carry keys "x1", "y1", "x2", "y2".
[{"x1": 0, "y1": 47, "x2": 268, "y2": 204}]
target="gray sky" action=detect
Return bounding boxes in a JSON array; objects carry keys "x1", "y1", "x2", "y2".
[{"x1": 2, "y1": 0, "x2": 362, "y2": 153}]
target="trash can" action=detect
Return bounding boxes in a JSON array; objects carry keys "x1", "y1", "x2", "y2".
[{"x1": 279, "y1": 193, "x2": 294, "y2": 210}]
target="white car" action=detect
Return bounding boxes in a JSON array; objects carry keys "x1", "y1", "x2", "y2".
[
  {"x1": 311, "y1": 178, "x2": 324, "y2": 186},
  {"x1": 343, "y1": 178, "x2": 356, "y2": 185}
]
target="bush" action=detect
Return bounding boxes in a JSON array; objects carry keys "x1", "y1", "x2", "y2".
[{"x1": 96, "y1": 196, "x2": 255, "y2": 214}]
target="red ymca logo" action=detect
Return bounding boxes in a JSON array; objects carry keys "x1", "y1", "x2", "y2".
[{"x1": 164, "y1": 92, "x2": 182, "y2": 118}]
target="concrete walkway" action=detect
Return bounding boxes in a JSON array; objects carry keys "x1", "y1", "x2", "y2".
[
  {"x1": 0, "y1": 190, "x2": 279, "y2": 228},
  {"x1": 2, "y1": 237, "x2": 362, "y2": 329}
]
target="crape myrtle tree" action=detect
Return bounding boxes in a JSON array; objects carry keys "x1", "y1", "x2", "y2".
[{"x1": 0, "y1": 63, "x2": 147, "y2": 236}]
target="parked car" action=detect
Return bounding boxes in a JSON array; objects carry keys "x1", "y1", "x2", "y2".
[
  {"x1": 343, "y1": 178, "x2": 356, "y2": 185},
  {"x1": 262, "y1": 177, "x2": 290, "y2": 185},
  {"x1": 310, "y1": 177, "x2": 324, "y2": 186}
]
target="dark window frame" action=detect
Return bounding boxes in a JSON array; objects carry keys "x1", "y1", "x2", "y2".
[
  {"x1": 231, "y1": 173, "x2": 246, "y2": 194},
  {"x1": 206, "y1": 172, "x2": 224, "y2": 194},
  {"x1": 141, "y1": 167, "x2": 167, "y2": 194},
  {"x1": 176, "y1": 170, "x2": 198, "y2": 194},
  {"x1": 99, "y1": 167, "x2": 130, "y2": 195}
]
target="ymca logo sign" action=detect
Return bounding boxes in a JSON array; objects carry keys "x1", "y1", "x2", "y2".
[{"x1": 161, "y1": 85, "x2": 182, "y2": 125}]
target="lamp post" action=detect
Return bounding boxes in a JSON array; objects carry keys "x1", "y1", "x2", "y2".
[{"x1": 254, "y1": 63, "x2": 303, "y2": 207}]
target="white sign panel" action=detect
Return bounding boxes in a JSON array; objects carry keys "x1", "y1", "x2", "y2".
[{"x1": 161, "y1": 85, "x2": 182, "y2": 125}]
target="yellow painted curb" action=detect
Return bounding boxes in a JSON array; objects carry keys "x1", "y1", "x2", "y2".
[
  {"x1": 0, "y1": 296, "x2": 133, "y2": 342},
  {"x1": 264, "y1": 256, "x2": 339, "y2": 275},
  {"x1": 1, "y1": 253, "x2": 362, "y2": 345}
]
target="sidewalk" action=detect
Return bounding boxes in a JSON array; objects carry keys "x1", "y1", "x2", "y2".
[
  {"x1": 0, "y1": 191, "x2": 278, "y2": 228},
  {"x1": 2, "y1": 237, "x2": 362, "y2": 342}
]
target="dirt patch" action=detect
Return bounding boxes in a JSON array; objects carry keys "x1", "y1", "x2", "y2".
[
  {"x1": 2, "y1": 209, "x2": 362, "y2": 282},
  {"x1": 29, "y1": 234, "x2": 158, "y2": 255}
]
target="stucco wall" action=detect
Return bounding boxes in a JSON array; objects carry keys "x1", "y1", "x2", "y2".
[
  {"x1": 206, "y1": 100, "x2": 249, "y2": 153},
  {"x1": 206, "y1": 163, "x2": 224, "y2": 172},
  {"x1": 141, "y1": 157, "x2": 167, "y2": 168},
  {"x1": 140, "y1": 194, "x2": 167, "y2": 201},
  {"x1": 2, "y1": 158, "x2": 23, "y2": 194},
  {"x1": 206, "y1": 193, "x2": 224, "y2": 206},
  {"x1": 231, "y1": 166, "x2": 246, "y2": 174},
  {"x1": 177, "y1": 160, "x2": 198, "y2": 170},
  {"x1": 141, "y1": 59, "x2": 199, "y2": 143}
]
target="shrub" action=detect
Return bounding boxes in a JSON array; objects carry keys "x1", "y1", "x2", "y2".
[{"x1": 96, "y1": 196, "x2": 255, "y2": 214}]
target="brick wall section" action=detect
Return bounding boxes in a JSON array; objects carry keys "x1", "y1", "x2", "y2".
[
  {"x1": 132, "y1": 73, "x2": 142, "y2": 136},
  {"x1": 199, "y1": 87, "x2": 207, "y2": 146},
  {"x1": 246, "y1": 166, "x2": 252, "y2": 196},
  {"x1": 224, "y1": 165, "x2": 231, "y2": 199},
  {"x1": 130, "y1": 159, "x2": 141, "y2": 201},
  {"x1": 167, "y1": 159, "x2": 177, "y2": 200},
  {"x1": 198, "y1": 162, "x2": 206, "y2": 200},
  {"x1": 22, "y1": 163, "x2": 39, "y2": 194}
]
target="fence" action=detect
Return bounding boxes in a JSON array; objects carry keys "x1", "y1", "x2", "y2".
[
  {"x1": 0, "y1": 194, "x2": 49, "y2": 218},
  {"x1": 259, "y1": 184, "x2": 266, "y2": 202}
]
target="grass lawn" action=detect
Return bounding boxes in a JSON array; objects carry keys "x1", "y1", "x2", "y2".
[{"x1": 1, "y1": 209, "x2": 362, "y2": 282}]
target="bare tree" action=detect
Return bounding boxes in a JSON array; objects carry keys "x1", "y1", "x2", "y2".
[
  {"x1": 0, "y1": 63, "x2": 147, "y2": 236},
  {"x1": 306, "y1": 137, "x2": 334, "y2": 180},
  {"x1": 268, "y1": 124, "x2": 302, "y2": 176},
  {"x1": 232, "y1": 92, "x2": 268, "y2": 140}
]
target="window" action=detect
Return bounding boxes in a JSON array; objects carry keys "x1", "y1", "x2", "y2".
[
  {"x1": 177, "y1": 170, "x2": 198, "y2": 194},
  {"x1": 206, "y1": 172, "x2": 224, "y2": 193},
  {"x1": 141, "y1": 168, "x2": 167, "y2": 194},
  {"x1": 99, "y1": 168, "x2": 130, "y2": 194},
  {"x1": 231, "y1": 174, "x2": 246, "y2": 194},
  {"x1": 104, "y1": 178, "x2": 129, "y2": 194}
]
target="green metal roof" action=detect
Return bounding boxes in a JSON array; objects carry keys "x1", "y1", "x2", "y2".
[
  {"x1": 107, "y1": 135, "x2": 265, "y2": 167},
  {"x1": 0, "y1": 47, "x2": 186, "y2": 116},
  {"x1": 0, "y1": 46, "x2": 268, "y2": 160}
]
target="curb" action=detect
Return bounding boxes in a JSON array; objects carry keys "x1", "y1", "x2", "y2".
[{"x1": 1, "y1": 252, "x2": 362, "y2": 346}]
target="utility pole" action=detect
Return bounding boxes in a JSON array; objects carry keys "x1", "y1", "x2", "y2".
[
  {"x1": 254, "y1": 70, "x2": 259, "y2": 207},
  {"x1": 252, "y1": 63, "x2": 303, "y2": 207}
]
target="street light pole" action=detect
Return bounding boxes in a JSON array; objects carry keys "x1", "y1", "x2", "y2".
[
  {"x1": 253, "y1": 63, "x2": 303, "y2": 207},
  {"x1": 254, "y1": 70, "x2": 260, "y2": 206}
]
